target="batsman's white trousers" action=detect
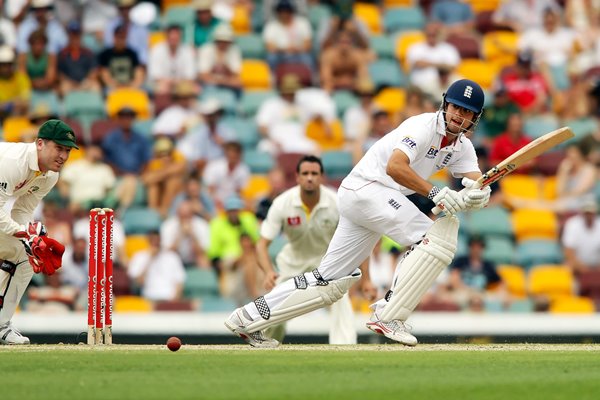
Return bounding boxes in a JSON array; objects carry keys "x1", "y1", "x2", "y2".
[
  {"x1": 245, "y1": 181, "x2": 433, "y2": 321},
  {"x1": 0, "y1": 233, "x2": 33, "y2": 326}
]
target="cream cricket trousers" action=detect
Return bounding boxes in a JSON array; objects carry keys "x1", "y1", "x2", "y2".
[{"x1": 0, "y1": 233, "x2": 33, "y2": 326}]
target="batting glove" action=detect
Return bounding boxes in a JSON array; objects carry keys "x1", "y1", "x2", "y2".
[
  {"x1": 461, "y1": 177, "x2": 491, "y2": 210},
  {"x1": 429, "y1": 186, "x2": 467, "y2": 215}
]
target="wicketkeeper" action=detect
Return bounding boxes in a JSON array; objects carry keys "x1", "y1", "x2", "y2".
[
  {"x1": 0, "y1": 120, "x2": 77, "y2": 344},
  {"x1": 225, "y1": 79, "x2": 491, "y2": 347}
]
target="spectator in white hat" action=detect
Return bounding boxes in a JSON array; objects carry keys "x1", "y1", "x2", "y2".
[
  {"x1": 193, "y1": 0, "x2": 221, "y2": 47},
  {"x1": 16, "y1": 0, "x2": 67, "y2": 56},
  {"x1": 197, "y1": 23, "x2": 242, "y2": 95}
]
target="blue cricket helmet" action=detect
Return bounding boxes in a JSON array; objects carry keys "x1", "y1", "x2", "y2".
[{"x1": 443, "y1": 79, "x2": 485, "y2": 114}]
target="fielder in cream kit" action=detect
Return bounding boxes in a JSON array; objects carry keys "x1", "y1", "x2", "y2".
[
  {"x1": 257, "y1": 155, "x2": 363, "y2": 344},
  {"x1": 226, "y1": 79, "x2": 491, "y2": 347},
  {"x1": 0, "y1": 120, "x2": 76, "y2": 344}
]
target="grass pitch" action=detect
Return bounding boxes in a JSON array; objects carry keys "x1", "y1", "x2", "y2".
[{"x1": 3, "y1": 344, "x2": 600, "y2": 400}]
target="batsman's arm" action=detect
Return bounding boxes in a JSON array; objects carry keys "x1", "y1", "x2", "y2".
[{"x1": 386, "y1": 149, "x2": 434, "y2": 196}]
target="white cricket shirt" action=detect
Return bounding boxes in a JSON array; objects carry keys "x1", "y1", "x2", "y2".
[
  {"x1": 0, "y1": 142, "x2": 59, "y2": 235},
  {"x1": 260, "y1": 185, "x2": 339, "y2": 274},
  {"x1": 342, "y1": 112, "x2": 480, "y2": 195}
]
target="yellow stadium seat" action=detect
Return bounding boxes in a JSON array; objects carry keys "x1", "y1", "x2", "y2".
[
  {"x1": 353, "y1": 3, "x2": 382, "y2": 34},
  {"x1": 240, "y1": 60, "x2": 272, "y2": 90},
  {"x1": 231, "y1": 5, "x2": 251, "y2": 34},
  {"x1": 64, "y1": 147, "x2": 86, "y2": 164},
  {"x1": 467, "y1": 0, "x2": 500, "y2": 12},
  {"x1": 497, "y1": 264, "x2": 527, "y2": 298},
  {"x1": 383, "y1": 0, "x2": 414, "y2": 7},
  {"x1": 482, "y1": 31, "x2": 519, "y2": 70},
  {"x1": 149, "y1": 31, "x2": 166, "y2": 48},
  {"x1": 500, "y1": 175, "x2": 541, "y2": 200},
  {"x1": 528, "y1": 265, "x2": 575, "y2": 298},
  {"x1": 305, "y1": 119, "x2": 345, "y2": 151},
  {"x1": 542, "y1": 176, "x2": 558, "y2": 200},
  {"x1": 114, "y1": 295, "x2": 153, "y2": 313},
  {"x1": 374, "y1": 87, "x2": 406, "y2": 114},
  {"x1": 106, "y1": 88, "x2": 152, "y2": 119},
  {"x1": 456, "y1": 59, "x2": 499, "y2": 90},
  {"x1": 162, "y1": 0, "x2": 191, "y2": 11},
  {"x1": 430, "y1": 168, "x2": 449, "y2": 184},
  {"x1": 124, "y1": 235, "x2": 150, "y2": 260},
  {"x1": 512, "y1": 209, "x2": 558, "y2": 242},
  {"x1": 549, "y1": 296, "x2": 595, "y2": 314},
  {"x1": 2, "y1": 117, "x2": 33, "y2": 142},
  {"x1": 241, "y1": 174, "x2": 271, "y2": 202},
  {"x1": 395, "y1": 30, "x2": 425, "y2": 70}
]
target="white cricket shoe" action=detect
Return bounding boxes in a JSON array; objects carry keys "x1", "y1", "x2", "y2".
[
  {"x1": 224, "y1": 308, "x2": 279, "y2": 348},
  {"x1": 366, "y1": 314, "x2": 417, "y2": 346},
  {"x1": 0, "y1": 322, "x2": 30, "y2": 345}
]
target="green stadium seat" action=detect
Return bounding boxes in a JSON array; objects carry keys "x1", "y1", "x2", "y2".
[
  {"x1": 238, "y1": 90, "x2": 276, "y2": 117},
  {"x1": 308, "y1": 4, "x2": 332, "y2": 29},
  {"x1": 508, "y1": 299, "x2": 534, "y2": 312},
  {"x1": 221, "y1": 116, "x2": 260, "y2": 149},
  {"x1": 133, "y1": 119, "x2": 155, "y2": 138},
  {"x1": 235, "y1": 34, "x2": 266, "y2": 59},
  {"x1": 549, "y1": 64, "x2": 570, "y2": 90},
  {"x1": 322, "y1": 150, "x2": 354, "y2": 179},
  {"x1": 384, "y1": 7, "x2": 426, "y2": 33},
  {"x1": 465, "y1": 207, "x2": 513, "y2": 238},
  {"x1": 200, "y1": 87, "x2": 238, "y2": 115},
  {"x1": 523, "y1": 115, "x2": 560, "y2": 140},
  {"x1": 332, "y1": 90, "x2": 359, "y2": 118},
  {"x1": 595, "y1": 182, "x2": 600, "y2": 203},
  {"x1": 484, "y1": 236, "x2": 516, "y2": 265},
  {"x1": 183, "y1": 268, "x2": 220, "y2": 299},
  {"x1": 64, "y1": 90, "x2": 105, "y2": 120},
  {"x1": 456, "y1": 233, "x2": 468, "y2": 258},
  {"x1": 201, "y1": 295, "x2": 237, "y2": 312},
  {"x1": 122, "y1": 207, "x2": 162, "y2": 235},
  {"x1": 162, "y1": 6, "x2": 195, "y2": 44},
  {"x1": 132, "y1": 180, "x2": 148, "y2": 208},
  {"x1": 369, "y1": 35, "x2": 395, "y2": 60},
  {"x1": 562, "y1": 117, "x2": 598, "y2": 144},
  {"x1": 516, "y1": 239, "x2": 563, "y2": 268},
  {"x1": 82, "y1": 32, "x2": 102, "y2": 54},
  {"x1": 243, "y1": 149, "x2": 275, "y2": 173},
  {"x1": 368, "y1": 59, "x2": 406, "y2": 88},
  {"x1": 30, "y1": 90, "x2": 61, "y2": 115}
]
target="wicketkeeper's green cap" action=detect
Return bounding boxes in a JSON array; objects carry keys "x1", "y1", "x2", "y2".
[{"x1": 37, "y1": 119, "x2": 79, "y2": 149}]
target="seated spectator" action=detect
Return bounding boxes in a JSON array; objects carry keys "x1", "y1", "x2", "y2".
[
  {"x1": 128, "y1": 230, "x2": 186, "y2": 302},
  {"x1": 207, "y1": 195, "x2": 260, "y2": 275},
  {"x1": 0, "y1": 45, "x2": 30, "y2": 119},
  {"x1": 81, "y1": 0, "x2": 118, "y2": 42},
  {"x1": 16, "y1": 0, "x2": 67, "y2": 56},
  {"x1": 142, "y1": 137, "x2": 187, "y2": 218},
  {"x1": 500, "y1": 51, "x2": 551, "y2": 115},
  {"x1": 18, "y1": 28, "x2": 56, "y2": 92},
  {"x1": 160, "y1": 199, "x2": 210, "y2": 268},
  {"x1": 41, "y1": 201, "x2": 72, "y2": 248},
  {"x1": 430, "y1": 0, "x2": 475, "y2": 35},
  {"x1": 101, "y1": 106, "x2": 152, "y2": 211},
  {"x1": 152, "y1": 82, "x2": 200, "y2": 138},
  {"x1": 481, "y1": 86, "x2": 520, "y2": 142},
  {"x1": 59, "y1": 237, "x2": 88, "y2": 295},
  {"x1": 255, "y1": 167, "x2": 287, "y2": 221},
  {"x1": 343, "y1": 78, "x2": 377, "y2": 147},
  {"x1": 98, "y1": 24, "x2": 145, "y2": 91},
  {"x1": 59, "y1": 144, "x2": 116, "y2": 212},
  {"x1": 562, "y1": 199, "x2": 600, "y2": 275},
  {"x1": 400, "y1": 86, "x2": 430, "y2": 123},
  {"x1": 319, "y1": 5, "x2": 370, "y2": 52},
  {"x1": 148, "y1": 24, "x2": 196, "y2": 96},
  {"x1": 234, "y1": 233, "x2": 266, "y2": 304},
  {"x1": 448, "y1": 235, "x2": 508, "y2": 309},
  {"x1": 193, "y1": 0, "x2": 221, "y2": 47},
  {"x1": 103, "y1": 0, "x2": 149, "y2": 65},
  {"x1": 203, "y1": 141, "x2": 251, "y2": 207},
  {"x1": 169, "y1": 173, "x2": 215, "y2": 221},
  {"x1": 263, "y1": 0, "x2": 313, "y2": 72},
  {"x1": 176, "y1": 98, "x2": 235, "y2": 173},
  {"x1": 0, "y1": 4, "x2": 16, "y2": 47},
  {"x1": 492, "y1": 0, "x2": 561, "y2": 32},
  {"x1": 406, "y1": 21, "x2": 461, "y2": 98},
  {"x1": 197, "y1": 23, "x2": 242, "y2": 95},
  {"x1": 263, "y1": 0, "x2": 307, "y2": 21},
  {"x1": 579, "y1": 121, "x2": 600, "y2": 167},
  {"x1": 320, "y1": 29, "x2": 369, "y2": 93},
  {"x1": 57, "y1": 20, "x2": 100, "y2": 95},
  {"x1": 489, "y1": 113, "x2": 533, "y2": 170},
  {"x1": 352, "y1": 109, "x2": 393, "y2": 164}
]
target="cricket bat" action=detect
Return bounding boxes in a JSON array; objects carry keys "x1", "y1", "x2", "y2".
[{"x1": 432, "y1": 127, "x2": 575, "y2": 215}]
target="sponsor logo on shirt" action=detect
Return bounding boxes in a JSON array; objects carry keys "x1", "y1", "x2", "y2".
[
  {"x1": 388, "y1": 198, "x2": 401, "y2": 210},
  {"x1": 0, "y1": 182, "x2": 6, "y2": 192},
  {"x1": 401, "y1": 136, "x2": 417, "y2": 149},
  {"x1": 426, "y1": 146, "x2": 439, "y2": 159},
  {"x1": 287, "y1": 216, "x2": 302, "y2": 226}
]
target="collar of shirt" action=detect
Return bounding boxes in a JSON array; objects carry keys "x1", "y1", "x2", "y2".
[
  {"x1": 435, "y1": 111, "x2": 463, "y2": 151},
  {"x1": 26, "y1": 142, "x2": 41, "y2": 173},
  {"x1": 290, "y1": 185, "x2": 333, "y2": 214}
]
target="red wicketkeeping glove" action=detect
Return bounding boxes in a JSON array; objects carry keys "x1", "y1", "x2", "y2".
[
  {"x1": 15, "y1": 222, "x2": 48, "y2": 272},
  {"x1": 32, "y1": 236, "x2": 65, "y2": 275}
]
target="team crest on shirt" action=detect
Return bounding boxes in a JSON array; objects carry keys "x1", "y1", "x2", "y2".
[
  {"x1": 26, "y1": 186, "x2": 40, "y2": 195},
  {"x1": 426, "y1": 146, "x2": 439, "y2": 159},
  {"x1": 287, "y1": 216, "x2": 302, "y2": 226},
  {"x1": 435, "y1": 153, "x2": 453, "y2": 170},
  {"x1": 401, "y1": 136, "x2": 417, "y2": 149}
]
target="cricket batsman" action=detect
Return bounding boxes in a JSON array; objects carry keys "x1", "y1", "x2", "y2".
[
  {"x1": 226, "y1": 79, "x2": 491, "y2": 347},
  {"x1": 0, "y1": 120, "x2": 77, "y2": 344}
]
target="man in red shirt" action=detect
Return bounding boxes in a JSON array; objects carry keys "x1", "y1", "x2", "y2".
[
  {"x1": 490, "y1": 112, "x2": 533, "y2": 172},
  {"x1": 500, "y1": 51, "x2": 550, "y2": 114}
]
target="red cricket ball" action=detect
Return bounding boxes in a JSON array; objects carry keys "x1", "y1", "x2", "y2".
[{"x1": 166, "y1": 336, "x2": 182, "y2": 352}]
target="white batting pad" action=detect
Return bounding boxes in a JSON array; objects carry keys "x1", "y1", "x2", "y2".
[
  {"x1": 246, "y1": 269, "x2": 362, "y2": 333},
  {"x1": 379, "y1": 215, "x2": 459, "y2": 322}
]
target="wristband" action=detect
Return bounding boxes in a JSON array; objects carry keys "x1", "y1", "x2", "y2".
[{"x1": 427, "y1": 186, "x2": 440, "y2": 200}]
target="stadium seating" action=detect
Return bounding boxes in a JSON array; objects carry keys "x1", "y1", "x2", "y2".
[
  {"x1": 322, "y1": 150, "x2": 354, "y2": 180},
  {"x1": 523, "y1": 114, "x2": 560, "y2": 139},
  {"x1": 467, "y1": 0, "x2": 500, "y2": 12},
  {"x1": 124, "y1": 235, "x2": 151, "y2": 260},
  {"x1": 332, "y1": 90, "x2": 359, "y2": 118},
  {"x1": 456, "y1": 59, "x2": 498, "y2": 90},
  {"x1": 201, "y1": 296, "x2": 238, "y2": 312},
  {"x1": 354, "y1": 2, "x2": 383, "y2": 34},
  {"x1": 240, "y1": 60, "x2": 272, "y2": 90},
  {"x1": 2, "y1": 117, "x2": 32, "y2": 142},
  {"x1": 578, "y1": 270, "x2": 600, "y2": 306},
  {"x1": 516, "y1": 240, "x2": 563, "y2": 268},
  {"x1": 512, "y1": 209, "x2": 558, "y2": 242},
  {"x1": 274, "y1": 63, "x2": 313, "y2": 86},
  {"x1": 500, "y1": 175, "x2": 541, "y2": 200},
  {"x1": 122, "y1": 208, "x2": 163, "y2": 235},
  {"x1": 549, "y1": 296, "x2": 595, "y2": 314},
  {"x1": 370, "y1": 35, "x2": 395, "y2": 60},
  {"x1": 243, "y1": 149, "x2": 275, "y2": 174},
  {"x1": 483, "y1": 236, "x2": 516, "y2": 265},
  {"x1": 200, "y1": 87, "x2": 238, "y2": 115},
  {"x1": 221, "y1": 116, "x2": 260, "y2": 149},
  {"x1": 268, "y1": 234, "x2": 288, "y2": 263},
  {"x1": 534, "y1": 151, "x2": 565, "y2": 176},
  {"x1": 446, "y1": 33, "x2": 480, "y2": 59},
  {"x1": 106, "y1": 88, "x2": 152, "y2": 119},
  {"x1": 368, "y1": 59, "x2": 407, "y2": 88},
  {"x1": 528, "y1": 264, "x2": 575, "y2": 298},
  {"x1": 305, "y1": 119, "x2": 345, "y2": 150},
  {"x1": 383, "y1": 6, "x2": 426, "y2": 33},
  {"x1": 133, "y1": 119, "x2": 155, "y2": 139},
  {"x1": 307, "y1": 4, "x2": 331, "y2": 29},
  {"x1": 30, "y1": 90, "x2": 62, "y2": 115},
  {"x1": 394, "y1": 30, "x2": 425, "y2": 70},
  {"x1": 90, "y1": 119, "x2": 119, "y2": 145},
  {"x1": 464, "y1": 206, "x2": 513, "y2": 238},
  {"x1": 374, "y1": 87, "x2": 406, "y2": 114},
  {"x1": 235, "y1": 34, "x2": 266, "y2": 59},
  {"x1": 482, "y1": 30, "x2": 519, "y2": 69},
  {"x1": 183, "y1": 268, "x2": 220, "y2": 299},
  {"x1": 114, "y1": 295, "x2": 153, "y2": 312},
  {"x1": 241, "y1": 174, "x2": 270, "y2": 203},
  {"x1": 63, "y1": 90, "x2": 105, "y2": 124},
  {"x1": 231, "y1": 4, "x2": 251, "y2": 34},
  {"x1": 497, "y1": 264, "x2": 527, "y2": 298}
]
